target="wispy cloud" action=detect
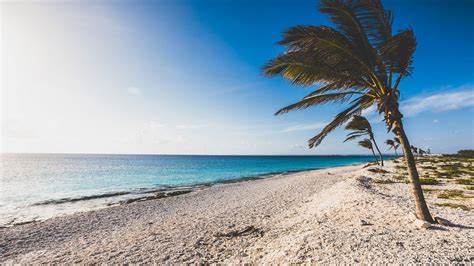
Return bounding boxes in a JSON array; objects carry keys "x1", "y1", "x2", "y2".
[
  {"x1": 176, "y1": 124, "x2": 206, "y2": 129},
  {"x1": 281, "y1": 122, "x2": 326, "y2": 133},
  {"x1": 401, "y1": 86, "x2": 474, "y2": 117},
  {"x1": 127, "y1": 86, "x2": 142, "y2": 96}
]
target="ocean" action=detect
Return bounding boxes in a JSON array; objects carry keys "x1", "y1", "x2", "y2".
[{"x1": 0, "y1": 153, "x2": 395, "y2": 226}]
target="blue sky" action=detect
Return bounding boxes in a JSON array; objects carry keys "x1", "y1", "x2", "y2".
[{"x1": 2, "y1": 0, "x2": 473, "y2": 155}]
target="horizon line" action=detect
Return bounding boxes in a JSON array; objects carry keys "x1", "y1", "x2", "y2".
[{"x1": 1, "y1": 152, "x2": 401, "y2": 157}]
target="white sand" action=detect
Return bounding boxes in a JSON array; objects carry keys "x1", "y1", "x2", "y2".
[{"x1": 1, "y1": 161, "x2": 472, "y2": 263}]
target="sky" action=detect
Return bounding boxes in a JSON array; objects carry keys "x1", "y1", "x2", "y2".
[{"x1": 1, "y1": 0, "x2": 474, "y2": 155}]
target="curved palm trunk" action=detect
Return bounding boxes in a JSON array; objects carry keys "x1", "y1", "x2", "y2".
[
  {"x1": 370, "y1": 147, "x2": 379, "y2": 165},
  {"x1": 394, "y1": 147, "x2": 398, "y2": 156},
  {"x1": 395, "y1": 117, "x2": 434, "y2": 223},
  {"x1": 371, "y1": 137, "x2": 384, "y2": 166}
]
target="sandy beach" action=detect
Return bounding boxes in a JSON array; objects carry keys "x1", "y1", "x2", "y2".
[{"x1": 1, "y1": 159, "x2": 473, "y2": 263}]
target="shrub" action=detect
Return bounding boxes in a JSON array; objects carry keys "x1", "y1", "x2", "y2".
[
  {"x1": 457, "y1": 149, "x2": 474, "y2": 158},
  {"x1": 454, "y1": 179, "x2": 473, "y2": 185},
  {"x1": 434, "y1": 203, "x2": 469, "y2": 211},
  {"x1": 367, "y1": 168, "x2": 389, "y2": 174},
  {"x1": 437, "y1": 189, "x2": 464, "y2": 199},
  {"x1": 419, "y1": 178, "x2": 440, "y2": 185}
]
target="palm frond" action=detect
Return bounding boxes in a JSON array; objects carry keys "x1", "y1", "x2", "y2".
[
  {"x1": 380, "y1": 28, "x2": 416, "y2": 79},
  {"x1": 262, "y1": 50, "x2": 367, "y2": 87},
  {"x1": 319, "y1": 0, "x2": 376, "y2": 68},
  {"x1": 302, "y1": 82, "x2": 367, "y2": 99},
  {"x1": 358, "y1": 138, "x2": 373, "y2": 149},
  {"x1": 275, "y1": 92, "x2": 356, "y2": 115},
  {"x1": 344, "y1": 115, "x2": 372, "y2": 132},
  {"x1": 308, "y1": 96, "x2": 372, "y2": 148},
  {"x1": 344, "y1": 133, "x2": 364, "y2": 142}
]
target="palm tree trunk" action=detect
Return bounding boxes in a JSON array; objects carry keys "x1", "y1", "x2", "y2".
[
  {"x1": 371, "y1": 137, "x2": 384, "y2": 166},
  {"x1": 394, "y1": 147, "x2": 398, "y2": 156},
  {"x1": 395, "y1": 118, "x2": 434, "y2": 223},
  {"x1": 370, "y1": 148, "x2": 379, "y2": 164}
]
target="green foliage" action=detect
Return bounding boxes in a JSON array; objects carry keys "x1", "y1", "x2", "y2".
[
  {"x1": 367, "y1": 168, "x2": 389, "y2": 174},
  {"x1": 437, "y1": 189, "x2": 464, "y2": 199},
  {"x1": 457, "y1": 149, "x2": 474, "y2": 158},
  {"x1": 465, "y1": 186, "x2": 474, "y2": 190},
  {"x1": 374, "y1": 179, "x2": 396, "y2": 184},
  {"x1": 434, "y1": 203, "x2": 470, "y2": 211},
  {"x1": 454, "y1": 179, "x2": 473, "y2": 185},
  {"x1": 393, "y1": 175, "x2": 406, "y2": 181},
  {"x1": 263, "y1": 0, "x2": 417, "y2": 147},
  {"x1": 419, "y1": 178, "x2": 440, "y2": 185},
  {"x1": 358, "y1": 139, "x2": 374, "y2": 150}
]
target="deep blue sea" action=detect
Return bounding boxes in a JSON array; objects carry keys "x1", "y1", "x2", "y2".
[{"x1": 0, "y1": 153, "x2": 395, "y2": 226}]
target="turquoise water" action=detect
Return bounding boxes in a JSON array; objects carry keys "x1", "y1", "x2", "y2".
[{"x1": 0, "y1": 153, "x2": 395, "y2": 225}]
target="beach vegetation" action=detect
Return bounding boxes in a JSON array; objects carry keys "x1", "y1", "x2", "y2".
[
  {"x1": 434, "y1": 203, "x2": 470, "y2": 211},
  {"x1": 263, "y1": 0, "x2": 436, "y2": 221},
  {"x1": 454, "y1": 179, "x2": 473, "y2": 185},
  {"x1": 373, "y1": 179, "x2": 396, "y2": 184},
  {"x1": 437, "y1": 189, "x2": 465, "y2": 199},
  {"x1": 367, "y1": 168, "x2": 389, "y2": 174},
  {"x1": 419, "y1": 178, "x2": 440, "y2": 185}
]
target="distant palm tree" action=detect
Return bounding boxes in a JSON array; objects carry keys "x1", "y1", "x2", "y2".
[
  {"x1": 419, "y1": 148, "x2": 426, "y2": 157},
  {"x1": 358, "y1": 139, "x2": 378, "y2": 163},
  {"x1": 263, "y1": 0, "x2": 434, "y2": 221},
  {"x1": 385, "y1": 138, "x2": 400, "y2": 156},
  {"x1": 411, "y1": 145, "x2": 419, "y2": 157},
  {"x1": 344, "y1": 115, "x2": 383, "y2": 165}
]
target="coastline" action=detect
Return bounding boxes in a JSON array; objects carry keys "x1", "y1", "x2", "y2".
[
  {"x1": 2, "y1": 159, "x2": 386, "y2": 228},
  {"x1": 1, "y1": 160, "x2": 472, "y2": 263}
]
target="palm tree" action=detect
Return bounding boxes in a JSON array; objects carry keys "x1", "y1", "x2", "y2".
[
  {"x1": 358, "y1": 139, "x2": 378, "y2": 163},
  {"x1": 344, "y1": 115, "x2": 383, "y2": 165},
  {"x1": 411, "y1": 146, "x2": 419, "y2": 157},
  {"x1": 263, "y1": 0, "x2": 434, "y2": 222},
  {"x1": 385, "y1": 138, "x2": 400, "y2": 156},
  {"x1": 419, "y1": 148, "x2": 426, "y2": 157}
]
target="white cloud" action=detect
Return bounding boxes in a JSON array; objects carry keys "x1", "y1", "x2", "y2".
[
  {"x1": 289, "y1": 143, "x2": 305, "y2": 149},
  {"x1": 127, "y1": 86, "x2": 142, "y2": 96},
  {"x1": 433, "y1": 119, "x2": 439, "y2": 123},
  {"x1": 401, "y1": 87, "x2": 474, "y2": 117},
  {"x1": 176, "y1": 124, "x2": 206, "y2": 129},
  {"x1": 281, "y1": 122, "x2": 326, "y2": 133}
]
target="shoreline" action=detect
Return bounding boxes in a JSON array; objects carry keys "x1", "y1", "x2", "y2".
[
  {"x1": 2, "y1": 160, "x2": 381, "y2": 228},
  {"x1": 1, "y1": 159, "x2": 472, "y2": 263}
]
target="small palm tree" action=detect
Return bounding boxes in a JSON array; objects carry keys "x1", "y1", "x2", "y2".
[
  {"x1": 385, "y1": 138, "x2": 400, "y2": 156},
  {"x1": 344, "y1": 115, "x2": 383, "y2": 165},
  {"x1": 419, "y1": 149, "x2": 426, "y2": 157},
  {"x1": 263, "y1": 0, "x2": 434, "y2": 221},
  {"x1": 411, "y1": 145, "x2": 419, "y2": 157},
  {"x1": 358, "y1": 139, "x2": 378, "y2": 163}
]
